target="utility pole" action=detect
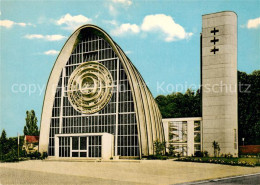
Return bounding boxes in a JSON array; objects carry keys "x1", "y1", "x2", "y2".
[{"x1": 17, "y1": 132, "x2": 19, "y2": 159}]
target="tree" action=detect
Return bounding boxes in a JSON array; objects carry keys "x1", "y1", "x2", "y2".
[
  {"x1": 154, "y1": 140, "x2": 166, "y2": 156},
  {"x1": 23, "y1": 110, "x2": 39, "y2": 136},
  {"x1": 155, "y1": 88, "x2": 201, "y2": 118},
  {"x1": 168, "y1": 144, "x2": 175, "y2": 156},
  {"x1": 238, "y1": 70, "x2": 260, "y2": 145},
  {"x1": 0, "y1": 129, "x2": 7, "y2": 142},
  {"x1": 212, "y1": 141, "x2": 220, "y2": 157},
  {"x1": 0, "y1": 130, "x2": 26, "y2": 161},
  {"x1": 155, "y1": 70, "x2": 260, "y2": 145},
  {"x1": 0, "y1": 129, "x2": 9, "y2": 158}
]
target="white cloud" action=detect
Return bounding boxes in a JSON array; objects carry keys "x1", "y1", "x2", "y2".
[
  {"x1": 45, "y1": 35, "x2": 67, "y2": 41},
  {"x1": 141, "y1": 14, "x2": 193, "y2": 42},
  {"x1": 110, "y1": 14, "x2": 192, "y2": 42},
  {"x1": 95, "y1": 13, "x2": 100, "y2": 19},
  {"x1": 0, "y1": 20, "x2": 14, "y2": 28},
  {"x1": 24, "y1": 34, "x2": 44, "y2": 39},
  {"x1": 17, "y1": 22, "x2": 26, "y2": 27},
  {"x1": 104, "y1": 19, "x2": 118, "y2": 26},
  {"x1": 247, "y1": 17, "x2": 260, "y2": 29},
  {"x1": 125, "y1": 50, "x2": 132, "y2": 54},
  {"x1": 111, "y1": 23, "x2": 140, "y2": 36},
  {"x1": 112, "y1": 0, "x2": 132, "y2": 6},
  {"x1": 25, "y1": 34, "x2": 66, "y2": 41},
  {"x1": 56, "y1": 14, "x2": 92, "y2": 31},
  {"x1": 0, "y1": 19, "x2": 31, "y2": 28},
  {"x1": 109, "y1": 4, "x2": 118, "y2": 16},
  {"x1": 44, "y1": 50, "x2": 59, "y2": 55},
  {"x1": 108, "y1": 0, "x2": 132, "y2": 16}
]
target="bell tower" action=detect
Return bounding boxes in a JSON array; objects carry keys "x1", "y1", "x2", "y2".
[{"x1": 201, "y1": 11, "x2": 238, "y2": 157}]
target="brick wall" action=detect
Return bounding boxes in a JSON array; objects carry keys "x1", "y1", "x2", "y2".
[{"x1": 239, "y1": 145, "x2": 260, "y2": 155}]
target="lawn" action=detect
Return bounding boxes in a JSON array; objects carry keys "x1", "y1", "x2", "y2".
[
  {"x1": 238, "y1": 157, "x2": 260, "y2": 164},
  {"x1": 176, "y1": 156, "x2": 260, "y2": 167}
]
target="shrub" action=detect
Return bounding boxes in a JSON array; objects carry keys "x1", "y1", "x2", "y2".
[
  {"x1": 168, "y1": 144, "x2": 175, "y2": 156},
  {"x1": 212, "y1": 141, "x2": 220, "y2": 157},
  {"x1": 147, "y1": 155, "x2": 168, "y2": 160},
  {"x1": 194, "y1": 151, "x2": 203, "y2": 157},
  {"x1": 176, "y1": 157, "x2": 256, "y2": 167},
  {"x1": 19, "y1": 150, "x2": 27, "y2": 158},
  {"x1": 224, "y1": 153, "x2": 233, "y2": 158},
  {"x1": 27, "y1": 151, "x2": 41, "y2": 160},
  {"x1": 41, "y1": 152, "x2": 48, "y2": 160},
  {"x1": 2, "y1": 150, "x2": 19, "y2": 162},
  {"x1": 203, "y1": 151, "x2": 209, "y2": 157},
  {"x1": 154, "y1": 140, "x2": 166, "y2": 155}
]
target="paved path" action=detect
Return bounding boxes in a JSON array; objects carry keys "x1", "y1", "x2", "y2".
[
  {"x1": 0, "y1": 160, "x2": 260, "y2": 184},
  {"x1": 0, "y1": 167, "x2": 140, "y2": 185},
  {"x1": 179, "y1": 173, "x2": 260, "y2": 185}
]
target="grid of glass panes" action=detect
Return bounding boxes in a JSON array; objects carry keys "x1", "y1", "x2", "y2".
[
  {"x1": 194, "y1": 121, "x2": 201, "y2": 152},
  {"x1": 89, "y1": 136, "x2": 102, "y2": 157},
  {"x1": 48, "y1": 33, "x2": 139, "y2": 157},
  {"x1": 59, "y1": 136, "x2": 101, "y2": 158},
  {"x1": 48, "y1": 76, "x2": 62, "y2": 156},
  {"x1": 169, "y1": 121, "x2": 187, "y2": 143},
  {"x1": 71, "y1": 136, "x2": 88, "y2": 157},
  {"x1": 117, "y1": 62, "x2": 139, "y2": 156},
  {"x1": 59, "y1": 137, "x2": 70, "y2": 157},
  {"x1": 168, "y1": 121, "x2": 188, "y2": 156},
  {"x1": 61, "y1": 35, "x2": 118, "y2": 139},
  {"x1": 174, "y1": 144, "x2": 187, "y2": 156}
]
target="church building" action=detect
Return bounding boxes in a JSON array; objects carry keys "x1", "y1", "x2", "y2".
[{"x1": 39, "y1": 11, "x2": 238, "y2": 159}]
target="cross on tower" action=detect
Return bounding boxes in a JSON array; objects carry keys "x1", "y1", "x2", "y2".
[
  {"x1": 211, "y1": 37, "x2": 219, "y2": 45},
  {"x1": 211, "y1": 46, "x2": 219, "y2": 54},
  {"x1": 211, "y1": 27, "x2": 219, "y2": 35}
]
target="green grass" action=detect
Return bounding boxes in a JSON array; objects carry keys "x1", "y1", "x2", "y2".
[
  {"x1": 191, "y1": 157, "x2": 259, "y2": 164},
  {"x1": 176, "y1": 156, "x2": 260, "y2": 167},
  {"x1": 238, "y1": 157, "x2": 260, "y2": 164}
]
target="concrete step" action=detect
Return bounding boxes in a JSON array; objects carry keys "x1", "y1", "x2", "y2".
[{"x1": 44, "y1": 157, "x2": 140, "y2": 163}]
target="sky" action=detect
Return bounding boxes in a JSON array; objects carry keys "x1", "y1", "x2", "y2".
[{"x1": 0, "y1": 0, "x2": 259, "y2": 136}]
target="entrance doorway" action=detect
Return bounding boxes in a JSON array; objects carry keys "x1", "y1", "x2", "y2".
[
  {"x1": 58, "y1": 135, "x2": 102, "y2": 158},
  {"x1": 55, "y1": 133, "x2": 113, "y2": 159},
  {"x1": 71, "y1": 136, "x2": 88, "y2": 157}
]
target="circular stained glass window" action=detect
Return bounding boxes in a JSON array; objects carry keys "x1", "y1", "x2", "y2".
[{"x1": 67, "y1": 61, "x2": 113, "y2": 114}]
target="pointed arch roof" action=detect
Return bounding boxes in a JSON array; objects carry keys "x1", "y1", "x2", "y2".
[{"x1": 39, "y1": 24, "x2": 164, "y2": 157}]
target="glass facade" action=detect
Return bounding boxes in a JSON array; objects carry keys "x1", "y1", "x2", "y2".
[
  {"x1": 168, "y1": 121, "x2": 188, "y2": 156},
  {"x1": 194, "y1": 121, "x2": 201, "y2": 152},
  {"x1": 166, "y1": 120, "x2": 202, "y2": 156},
  {"x1": 49, "y1": 33, "x2": 139, "y2": 157},
  {"x1": 58, "y1": 136, "x2": 102, "y2": 158},
  {"x1": 169, "y1": 121, "x2": 187, "y2": 142}
]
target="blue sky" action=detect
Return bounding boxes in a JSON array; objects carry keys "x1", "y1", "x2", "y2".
[{"x1": 1, "y1": 0, "x2": 259, "y2": 136}]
